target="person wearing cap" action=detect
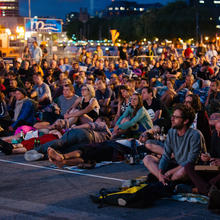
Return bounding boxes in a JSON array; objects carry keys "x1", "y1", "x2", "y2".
[{"x1": 8, "y1": 88, "x2": 35, "y2": 131}]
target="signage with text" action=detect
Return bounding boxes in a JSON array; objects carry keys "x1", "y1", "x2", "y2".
[{"x1": 25, "y1": 18, "x2": 62, "y2": 33}]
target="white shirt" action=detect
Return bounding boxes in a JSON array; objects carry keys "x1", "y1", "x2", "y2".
[{"x1": 32, "y1": 46, "x2": 42, "y2": 63}]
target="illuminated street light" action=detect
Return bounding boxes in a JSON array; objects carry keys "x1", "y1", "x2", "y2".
[
  {"x1": 5, "y1": 28, "x2": 11, "y2": 36},
  {"x1": 29, "y1": 0, "x2": 31, "y2": 18}
]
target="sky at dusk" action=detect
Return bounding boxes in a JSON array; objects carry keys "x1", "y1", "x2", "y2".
[{"x1": 19, "y1": 0, "x2": 176, "y2": 19}]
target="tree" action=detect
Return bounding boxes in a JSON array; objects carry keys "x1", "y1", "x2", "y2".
[{"x1": 65, "y1": 1, "x2": 217, "y2": 41}]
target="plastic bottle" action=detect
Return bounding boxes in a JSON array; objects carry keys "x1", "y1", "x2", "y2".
[
  {"x1": 34, "y1": 139, "x2": 37, "y2": 148},
  {"x1": 20, "y1": 130, "x2": 24, "y2": 142}
]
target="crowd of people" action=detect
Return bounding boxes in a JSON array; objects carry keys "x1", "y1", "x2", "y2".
[{"x1": 0, "y1": 40, "x2": 220, "y2": 210}]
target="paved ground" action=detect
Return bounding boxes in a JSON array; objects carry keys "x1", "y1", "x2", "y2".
[{"x1": 0, "y1": 152, "x2": 219, "y2": 220}]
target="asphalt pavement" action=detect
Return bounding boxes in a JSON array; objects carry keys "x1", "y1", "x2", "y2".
[{"x1": 0, "y1": 152, "x2": 219, "y2": 220}]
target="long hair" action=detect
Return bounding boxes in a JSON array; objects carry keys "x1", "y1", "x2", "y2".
[
  {"x1": 186, "y1": 94, "x2": 202, "y2": 112},
  {"x1": 118, "y1": 85, "x2": 132, "y2": 103},
  {"x1": 132, "y1": 92, "x2": 143, "y2": 118}
]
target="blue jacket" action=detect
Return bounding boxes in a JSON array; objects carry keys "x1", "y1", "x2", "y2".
[{"x1": 12, "y1": 99, "x2": 35, "y2": 129}]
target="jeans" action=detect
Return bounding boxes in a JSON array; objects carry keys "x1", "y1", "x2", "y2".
[{"x1": 35, "y1": 129, "x2": 94, "y2": 155}]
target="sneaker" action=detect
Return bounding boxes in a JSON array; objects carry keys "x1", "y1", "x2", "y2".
[
  {"x1": 174, "y1": 184, "x2": 193, "y2": 194},
  {"x1": 24, "y1": 150, "x2": 44, "y2": 161}
]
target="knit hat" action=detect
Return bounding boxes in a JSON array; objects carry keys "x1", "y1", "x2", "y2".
[{"x1": 16, "y1": 88, "x2": 27, "y2": 96}]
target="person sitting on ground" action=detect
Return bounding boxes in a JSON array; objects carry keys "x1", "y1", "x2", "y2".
[
  {"x1": 142, "y1": 87, "x2": 161, "y2": 123},
  {"x1": 143, "y1": 104, "x2": 206, "y2": 185},
  {"x1": 8, "y1": 88, "x2": 35, "y2": 132},
  {"x1": 113, "y1": 85, "x2": 132, "y2": 126},
  {"x1": 184, "y1": 121, "x2": 220, "y2": 195},
  {"x1": 0, "y1": 91, "x2": 11, "y2": 134},
  {"x1": 176, "y1": 74, "x2": 195, "y2": 103},
  {"x1": 31, "y1": 72, "x2": 52, "y2": 110},
  {"x1": 160, "y1": 79, "x2": 177, "y2": 108},
  {"x1": 41, "y1": 83, "x2": 78, "y2": 125},
  {"x1": 95, "y1": 78, "x2": 112, "y2": 116},
  {"x1": 49, "y1": 84, "x2": 99, "y2": 130},
  {"x1": 184, "y1": 94, "x2": 211, "y2": 150},
  {"x1": 205, "y1": 80, "x2": 220, "y2": 116},
  {"x1": 24, "y1": 116, "x2": 112, "y2": 161},
  {"x1": 113, "y1": 93, "x2": 153, "y2": 138}
]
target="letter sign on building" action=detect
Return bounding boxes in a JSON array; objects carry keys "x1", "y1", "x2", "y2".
[{"x1": 25, "y1": 18, "x2": 62, "y2": 33}]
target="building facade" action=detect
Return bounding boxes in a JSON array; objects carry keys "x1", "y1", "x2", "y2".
[
  {"x1": 0, "y1": 0, "x2": 19, "y2": 17},
  {"x1": 104, "y1": 1, "x2": 162, "y2": 17}
]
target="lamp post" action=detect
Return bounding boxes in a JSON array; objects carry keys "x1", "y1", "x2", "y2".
[{"x1": 28, "y1": 0, "x2": 31, "y2": 18}]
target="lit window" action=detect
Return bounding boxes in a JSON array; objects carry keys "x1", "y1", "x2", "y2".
[
  {"x1": 199, "y1": 0, "x2": 204, "y2": 3},
  {"x1": 109, "y1": 7, "x2": 113, "y2": 10},
  {"x1": 140, "y1": 8, "x2": 144, "y2": 11},
  {"x1": 120, "y1": 7, "x2": 125, "y2": 10},
  {"x1": 214, "y1": 0, "x2": 220, "y2": 3},
  {"x1": 115, "y1": 7, "x2": 119, "y2": 10},
  {"x1": 134, "y1": 8, "x2": 137, "y2": 11}
]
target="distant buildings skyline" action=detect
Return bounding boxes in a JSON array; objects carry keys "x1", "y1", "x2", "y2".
[
  {"x1": 0, "y1": 0, "x2": 19, "y2": 17},
  {"x1": 19, "y1": 0, "x2": 176, "y2": 19}
]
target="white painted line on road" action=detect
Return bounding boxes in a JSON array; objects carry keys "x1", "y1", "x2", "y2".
[{"x1": 0, "y1": 159, "x2": 125, "y2": 182}]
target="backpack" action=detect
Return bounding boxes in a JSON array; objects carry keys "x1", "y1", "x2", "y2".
[{"x1": 90, "y1": 182, "x2": 174, "y2": 208}]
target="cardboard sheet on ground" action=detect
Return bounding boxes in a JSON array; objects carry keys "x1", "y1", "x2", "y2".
[{"x1": 49, "y1": 161, "x2": 122, "y2": 171}]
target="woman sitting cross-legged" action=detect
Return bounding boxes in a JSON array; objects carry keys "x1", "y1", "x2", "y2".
[
  {"x1": 49, "y1": 84, "x2": 100, "y2": 130},
  {"x1": 112, "y1": 92, "x2": 153, "y2": 138}
]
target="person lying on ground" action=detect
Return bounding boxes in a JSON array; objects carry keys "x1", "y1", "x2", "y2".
[
  {"x1": 47, "y1": 138, "x2": 147, "y2": 169},
  {"x1": 24, "y1": 116, "x2": 112, "y2": 161}
]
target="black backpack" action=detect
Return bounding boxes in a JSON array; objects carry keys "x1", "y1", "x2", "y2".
[{"x1": 90, "y1": 182, "x2": 174, "y2": 208}]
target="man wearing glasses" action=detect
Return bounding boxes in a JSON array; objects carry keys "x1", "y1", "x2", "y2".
[{"x1": 143, "y1": 104, "x2": 206, "y2": 185}]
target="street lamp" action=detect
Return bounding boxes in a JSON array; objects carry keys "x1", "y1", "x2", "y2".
[{"x1": 28, "y1": 0, "x2": 31, "y2": 18}]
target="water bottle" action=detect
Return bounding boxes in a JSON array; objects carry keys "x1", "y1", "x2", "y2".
[
  {"x1": 34, "y1": 139, "x2": 37, "y2": 148},
  {"x1": 20, "y1": 130, "x2": 24, "y2": 142},
  {"x1": 130, "y1": 139, "x2": 139, "y2": 165}
]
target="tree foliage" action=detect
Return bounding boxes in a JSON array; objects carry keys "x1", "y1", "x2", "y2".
[{"x1": 65, "y1": 1, "x2": 217, "y2": 41}]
